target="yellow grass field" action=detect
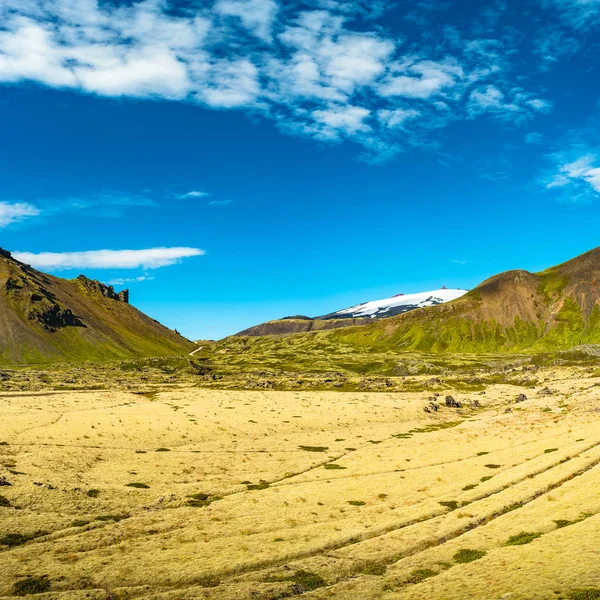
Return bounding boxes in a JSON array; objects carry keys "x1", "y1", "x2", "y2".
[{"x1": 1, "y1": 367, "x2": 600, "y2": 599}]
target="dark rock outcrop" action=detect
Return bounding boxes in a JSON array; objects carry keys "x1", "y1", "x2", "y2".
[
  {"x1": 75, "y1": 275, "x2": 129, "y2": 303},
  {"x1": 28, "y1": 302, "x2": 84, "y2": 331}
]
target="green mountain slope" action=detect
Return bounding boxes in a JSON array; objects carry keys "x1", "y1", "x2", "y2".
[
  {"x1": 0, "y1": 249, "x2": 195, "y2": 363},
  {"x1": 220, "y1": 247, "x2": 600, "y2": 364},
  {"x1": 328, "y1": 247, "x2": 600, "y2": 353}
]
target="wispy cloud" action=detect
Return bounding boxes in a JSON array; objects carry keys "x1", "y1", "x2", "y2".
[
  {"x1": 45, "y1": 192, "x2": 156, "y2": 217},
  {"x1": 208, "y1": 199, "x2": 233, "y2": 206},
  {"x1": 0, "y1": 201, "x2": 40, "y2": 227},
  {"x1": 13, "y1": 247, "x2": 205, "y2": 270},
  {"x1": 531, "y1": 25, "x2": 581, "y2": 70},
  {"x1": 105, "y1": 275, "x2": 154, "y2": 285},
  {"x1": 543, "y1": 0, "x2": 600, "y2": 29},
  {"x1": 0, "y1": 0, "x2": 552, "y2": 162},
  {"x1": 525, "y1": 132, "x2": 543, "y2": 144},
  {"x1": 178, "y1": 190, "x2": 210, "y2": 199},
  {"x1": 546, "y1": 153, "x2": 600, "y2": 202},
  {"x1": 215, "y1": 0, "x2": 279, "y2": 42},
  {"x1": 467, "y1": 86, "x2": 552, "y2": 123}
]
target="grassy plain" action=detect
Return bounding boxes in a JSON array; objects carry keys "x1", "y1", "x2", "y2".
[{"x1": 1, "y1": 359, "x2": 600, "y2": 599}]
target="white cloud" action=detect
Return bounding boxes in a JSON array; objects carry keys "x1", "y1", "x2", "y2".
[
  {"x1": 468, "y1": 85, "x2": 514, "y2": 113},
  {"x1": 179, "y1": 190, "x2": 210, "y2": 199},
  {"x1": 467, "y1": 86, "x2": 551, "y2": 122},
  {"x1": 75, "y1": 47, "x2": 191, "y2": 99},
  {"x1": 13, "y1": 247, "x2": 205, "y2": 270},
  {"x1": 200, "y1": 58, "x2": 260, "y2": 108},
  {"x1": 311, "y1": 104, "x2": 371, "y2": 139},
  {"x1": 0, "y1": 201, "x2": 41, "y2": 227},
  {"x1": 526, "y1": 98, "x2": 552, "y2": 113},
  {"x1": 105, "y1": 275, "x2": 154, "y2": 285},
  {"x1": 215, "y1": 0, "x2": 279, "y2": 41},
  {"x1": 0, "y1": 0, "x2": 552, "y2": 162},
  {"x1": 378, "y1": 108, "x2": 420, "y2": 129},
  {"x1": 378, "y1": 59, "x2": 464, "y2": 99},
  {"x1": 547, "y1": 154, "x2": 600, "y2": 193}
]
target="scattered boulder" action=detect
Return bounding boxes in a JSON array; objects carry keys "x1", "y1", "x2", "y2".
[
  {"x1": 445, "y1": 395, "x2": 462, "y2": 408},
  {"x1": 539, "y1": 387, "x2": 554, "y2": 396},
  {"x1": 423, "y1": 406, "x2": 431, "y2": 413},
  {"x1": 515, "y1": 393, "x2": 528, "y2": 403},
  {"x1": 505, "y1": 407, "x2": 512, "y2": 413},
  {"x1": 33, "y1": 482, "x2": 56, "y2": 490},
  {"x1": 471, "y1": 400, "x2": 481, "y2": 409},
  {"x1": 0, "y1": 476, "x2": 12, "y2": 487}
]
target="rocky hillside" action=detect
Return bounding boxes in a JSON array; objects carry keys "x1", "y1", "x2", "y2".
[
  {"x1": 329, "y1": 247, "x2": 600, "y2": 352},
  {"x1": 0, "y1": 249, "x2": 195, "y2": 363}
]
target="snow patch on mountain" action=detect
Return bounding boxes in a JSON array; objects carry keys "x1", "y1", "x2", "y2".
[{"x1": 322, "y1": 288, "x2": 468, "y2": 320}]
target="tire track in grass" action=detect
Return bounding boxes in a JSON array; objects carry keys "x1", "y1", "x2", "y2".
[
  {"x1": 15, "y1": 427, "x2": 597, "y2": 554},
  {"x1": 275, "y1": 446, "x2": 600, "y2": 598},
  {"x1": 70, "y1": 440, "x2": 600, "y2": 597}
]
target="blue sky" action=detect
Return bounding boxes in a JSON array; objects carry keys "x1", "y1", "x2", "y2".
[{"x1": 1, "y1": 0, "x2": 600, "y2": 339}]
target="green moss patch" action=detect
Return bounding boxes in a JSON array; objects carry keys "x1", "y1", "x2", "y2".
[
  {"x1": 568, "y1": 589, "x2": 600, "y2": 599},
  {"x1": 453, "y1": 549, "x2": 486, "y2": 563},
  {"x1": 13, "y1": 576, "x2": 50, "y2": 596},
  {"x1": 404, "y1": 569, "x2": 436, "y2": 584},
  {"x1": 506, "y1": 531, "x2": 542, "y2": 546},
  {"x1": 266, "y1": 569, "x2": 326, "y2": 592},
  {"x1": 439, "y1": 500, "x2": 459, "y2": 511}
]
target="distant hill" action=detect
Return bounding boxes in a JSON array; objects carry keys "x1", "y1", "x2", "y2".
[
  {"x1": 225, "y1": 247, "x2": 600, "y2": 358},
  {"x1": 234, "y1": 288, "x2": 466, "y2": 337},
  {"x1": 329, "y1": 247, "x2": 600, "y2": 352},
  {"x1": 234, "y1": 317, "x2": 373, "y2": 337},
  {"x1": 0, "y1": 248, "x2": 195, "y2": 363}
]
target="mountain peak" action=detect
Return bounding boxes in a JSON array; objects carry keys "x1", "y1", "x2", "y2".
[{"x1": 319, "y1": 288, "x2": 468, "y2": 320}]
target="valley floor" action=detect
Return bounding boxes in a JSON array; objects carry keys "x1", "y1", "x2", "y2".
[{"x1": 1, "y1": 368, "x2": 600, "y2": 599}]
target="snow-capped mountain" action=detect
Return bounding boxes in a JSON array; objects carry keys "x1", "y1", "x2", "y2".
[
  {"x1": 318, "y1": 288, "x2": 468, "y2": 320},
  {"x1": 234, "y1": 287, "x2": 469, "y2": 337}
]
